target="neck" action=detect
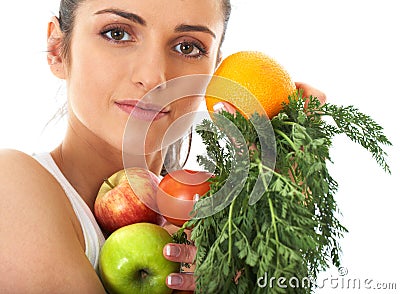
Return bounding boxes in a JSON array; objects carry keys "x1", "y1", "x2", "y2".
[{"x1": 51, "y1": 117, "x2": 163, "y2": 212}]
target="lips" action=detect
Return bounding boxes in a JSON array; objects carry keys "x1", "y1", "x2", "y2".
[{"x1": 115, "y1": 99, "x2": 170, "y2": 121}]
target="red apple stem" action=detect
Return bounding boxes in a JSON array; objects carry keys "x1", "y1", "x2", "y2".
[{"x1": 104, "y1": 178, "x2": 115, "y2": 189}]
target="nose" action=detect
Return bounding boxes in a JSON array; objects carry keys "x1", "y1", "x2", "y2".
[{"x1": 131, "y1": 48, "x2": 167, "y2": 93}]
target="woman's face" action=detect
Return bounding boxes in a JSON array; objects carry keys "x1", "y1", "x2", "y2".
[{"x1": 63, "y1": 0, "x2": 224, "y2": 155}]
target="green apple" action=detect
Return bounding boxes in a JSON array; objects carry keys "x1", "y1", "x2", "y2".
[{"x1": 99, "y1": 223, "x2": 180, "y2": 294}]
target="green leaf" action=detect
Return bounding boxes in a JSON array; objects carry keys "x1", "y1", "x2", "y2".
[{"x1": 185, "y1": 91, "x2": 391, "y2": 293}]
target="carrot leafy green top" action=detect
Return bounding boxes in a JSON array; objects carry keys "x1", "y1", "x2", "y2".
[{"x1": 174, "y1": 91, "x2": 391, "y2": 294}]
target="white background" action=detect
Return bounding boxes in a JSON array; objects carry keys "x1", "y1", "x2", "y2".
[{"x1": 1, "y1": 1, "x2": 398, "y2": 292}]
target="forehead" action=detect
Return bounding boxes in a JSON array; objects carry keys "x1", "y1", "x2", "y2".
[{"x1": 78, "y1": 0, "x2": 224, "y2": 34}]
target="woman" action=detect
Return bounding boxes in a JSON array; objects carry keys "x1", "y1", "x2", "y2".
[{"x1": 0, "y1": 0, "x2": 325, "y2": 292}]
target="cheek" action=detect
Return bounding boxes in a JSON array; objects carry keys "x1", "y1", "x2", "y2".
[
  {"x1": 173, "y1": 95, "x2": 204, "y2": 118},
  {"x1": 66, "y1": 48, "x2": 129, "y2": 149},
  {"x1": 161, "y1": 95, "x2": 204, "y2": 144},
  {"x1": 67, "y1": 57, "x2": 109, "y2": 127},
  {"x1": 68, "y1": 46, "x2": 120, "y2": 104}
]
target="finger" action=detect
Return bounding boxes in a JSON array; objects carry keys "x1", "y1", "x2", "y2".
[
  {"x1": 163, "y1": 243, "x2": 197, "y2": 264},
  {"x1": 295, "y1": 82, "x2": 327, "y2": 105},
  {"x1": 213, "y1": 101, "x2": 237, "y2": 114},
  {"x1": 166, "y1": 273, "x2": 196, "y2": 291}
]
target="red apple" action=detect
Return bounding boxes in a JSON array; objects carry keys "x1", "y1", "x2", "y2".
[{"x1": 94, "y1": 167, "x2": 163, "y2": 234}]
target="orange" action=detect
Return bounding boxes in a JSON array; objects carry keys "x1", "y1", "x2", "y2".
[{"x1": 205, "y1": 51, "x2": 296, "y2": 119}]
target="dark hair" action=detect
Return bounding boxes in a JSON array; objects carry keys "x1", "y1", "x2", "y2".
[{"x1": 57, "y1": 0, "x2": 231, "y2": 173}]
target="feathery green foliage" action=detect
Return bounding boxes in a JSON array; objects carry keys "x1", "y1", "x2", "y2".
[{"x1": 174, "y1": 92, "x2": 391, "y2": 293}]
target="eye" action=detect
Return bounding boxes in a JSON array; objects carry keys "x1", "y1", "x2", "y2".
[
  {"x1": 174, "y1": 41, "x2": 207, "y2": 58},
  {"x1": 102, "y1": 27, "x2": 132, "y2": 42},
  {"x1": 178, "y1": 43, "x2": 197, "y2": 55}
]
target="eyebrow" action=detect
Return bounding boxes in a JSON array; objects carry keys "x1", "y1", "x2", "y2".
[
  {"x1": 94, "y1": 9, "x2": 215, "y2": 39},
  {"x1": 94, "y1": 9, "x2": 146, "y2": 26},
  {"x1": 175, "y1": 24, "x2": 216, "y2": 39}
]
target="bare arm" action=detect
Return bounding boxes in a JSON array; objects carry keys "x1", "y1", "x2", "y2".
[{"x1": 0, "y1": 150, "x2": 106, "y2": 294}]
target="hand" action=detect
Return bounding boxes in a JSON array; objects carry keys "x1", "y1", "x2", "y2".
[
  {"x1": 163, "y1": 243, "x2": 197, "y2": 291},
  {"x1": 295, "y1": 82, "x2": 327, "y2": 106}
]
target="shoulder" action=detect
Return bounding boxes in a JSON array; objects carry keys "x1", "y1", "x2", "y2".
[
  {"x1": 0, "y1": 149, "x2": 66, "y2": 208},
  {"x1": 0, "y1": 149, "x2": 50, "y2": 179},
  {"x1": 0, "y1": 149, "x2": 105, "y2": 293},
  {"x1": 0, "y1": 150, "x2": 86, "y2": 236},
  {"x1": 0, "y1": 148, "x2": 39, "y2": 167}
]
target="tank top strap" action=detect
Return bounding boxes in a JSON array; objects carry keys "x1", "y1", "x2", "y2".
[{"x1": 32, "y1": 152, "x2": 105, "y2": 271}]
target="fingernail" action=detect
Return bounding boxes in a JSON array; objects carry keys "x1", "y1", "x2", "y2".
[
  {"x1": 193, "y1": 193, "x2": 200, "y2": 201},
  {"x1": 213, "y1": 102, "x2": 226, "y2": 113},
  {"x1": 165, "y1": 244, "x2": 181, "y2": 257},
  {"x1": 167, "y1": 274, "x2": 183, "y2": 286}
]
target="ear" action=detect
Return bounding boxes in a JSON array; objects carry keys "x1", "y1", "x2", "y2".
[{"x1": 47, "y1": 16, "x2": 66, "y2": 79}]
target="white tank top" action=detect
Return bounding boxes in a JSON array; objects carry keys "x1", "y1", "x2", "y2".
[{"x1": 33, "y1": 152, "x2": 105, "y2": 271}]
